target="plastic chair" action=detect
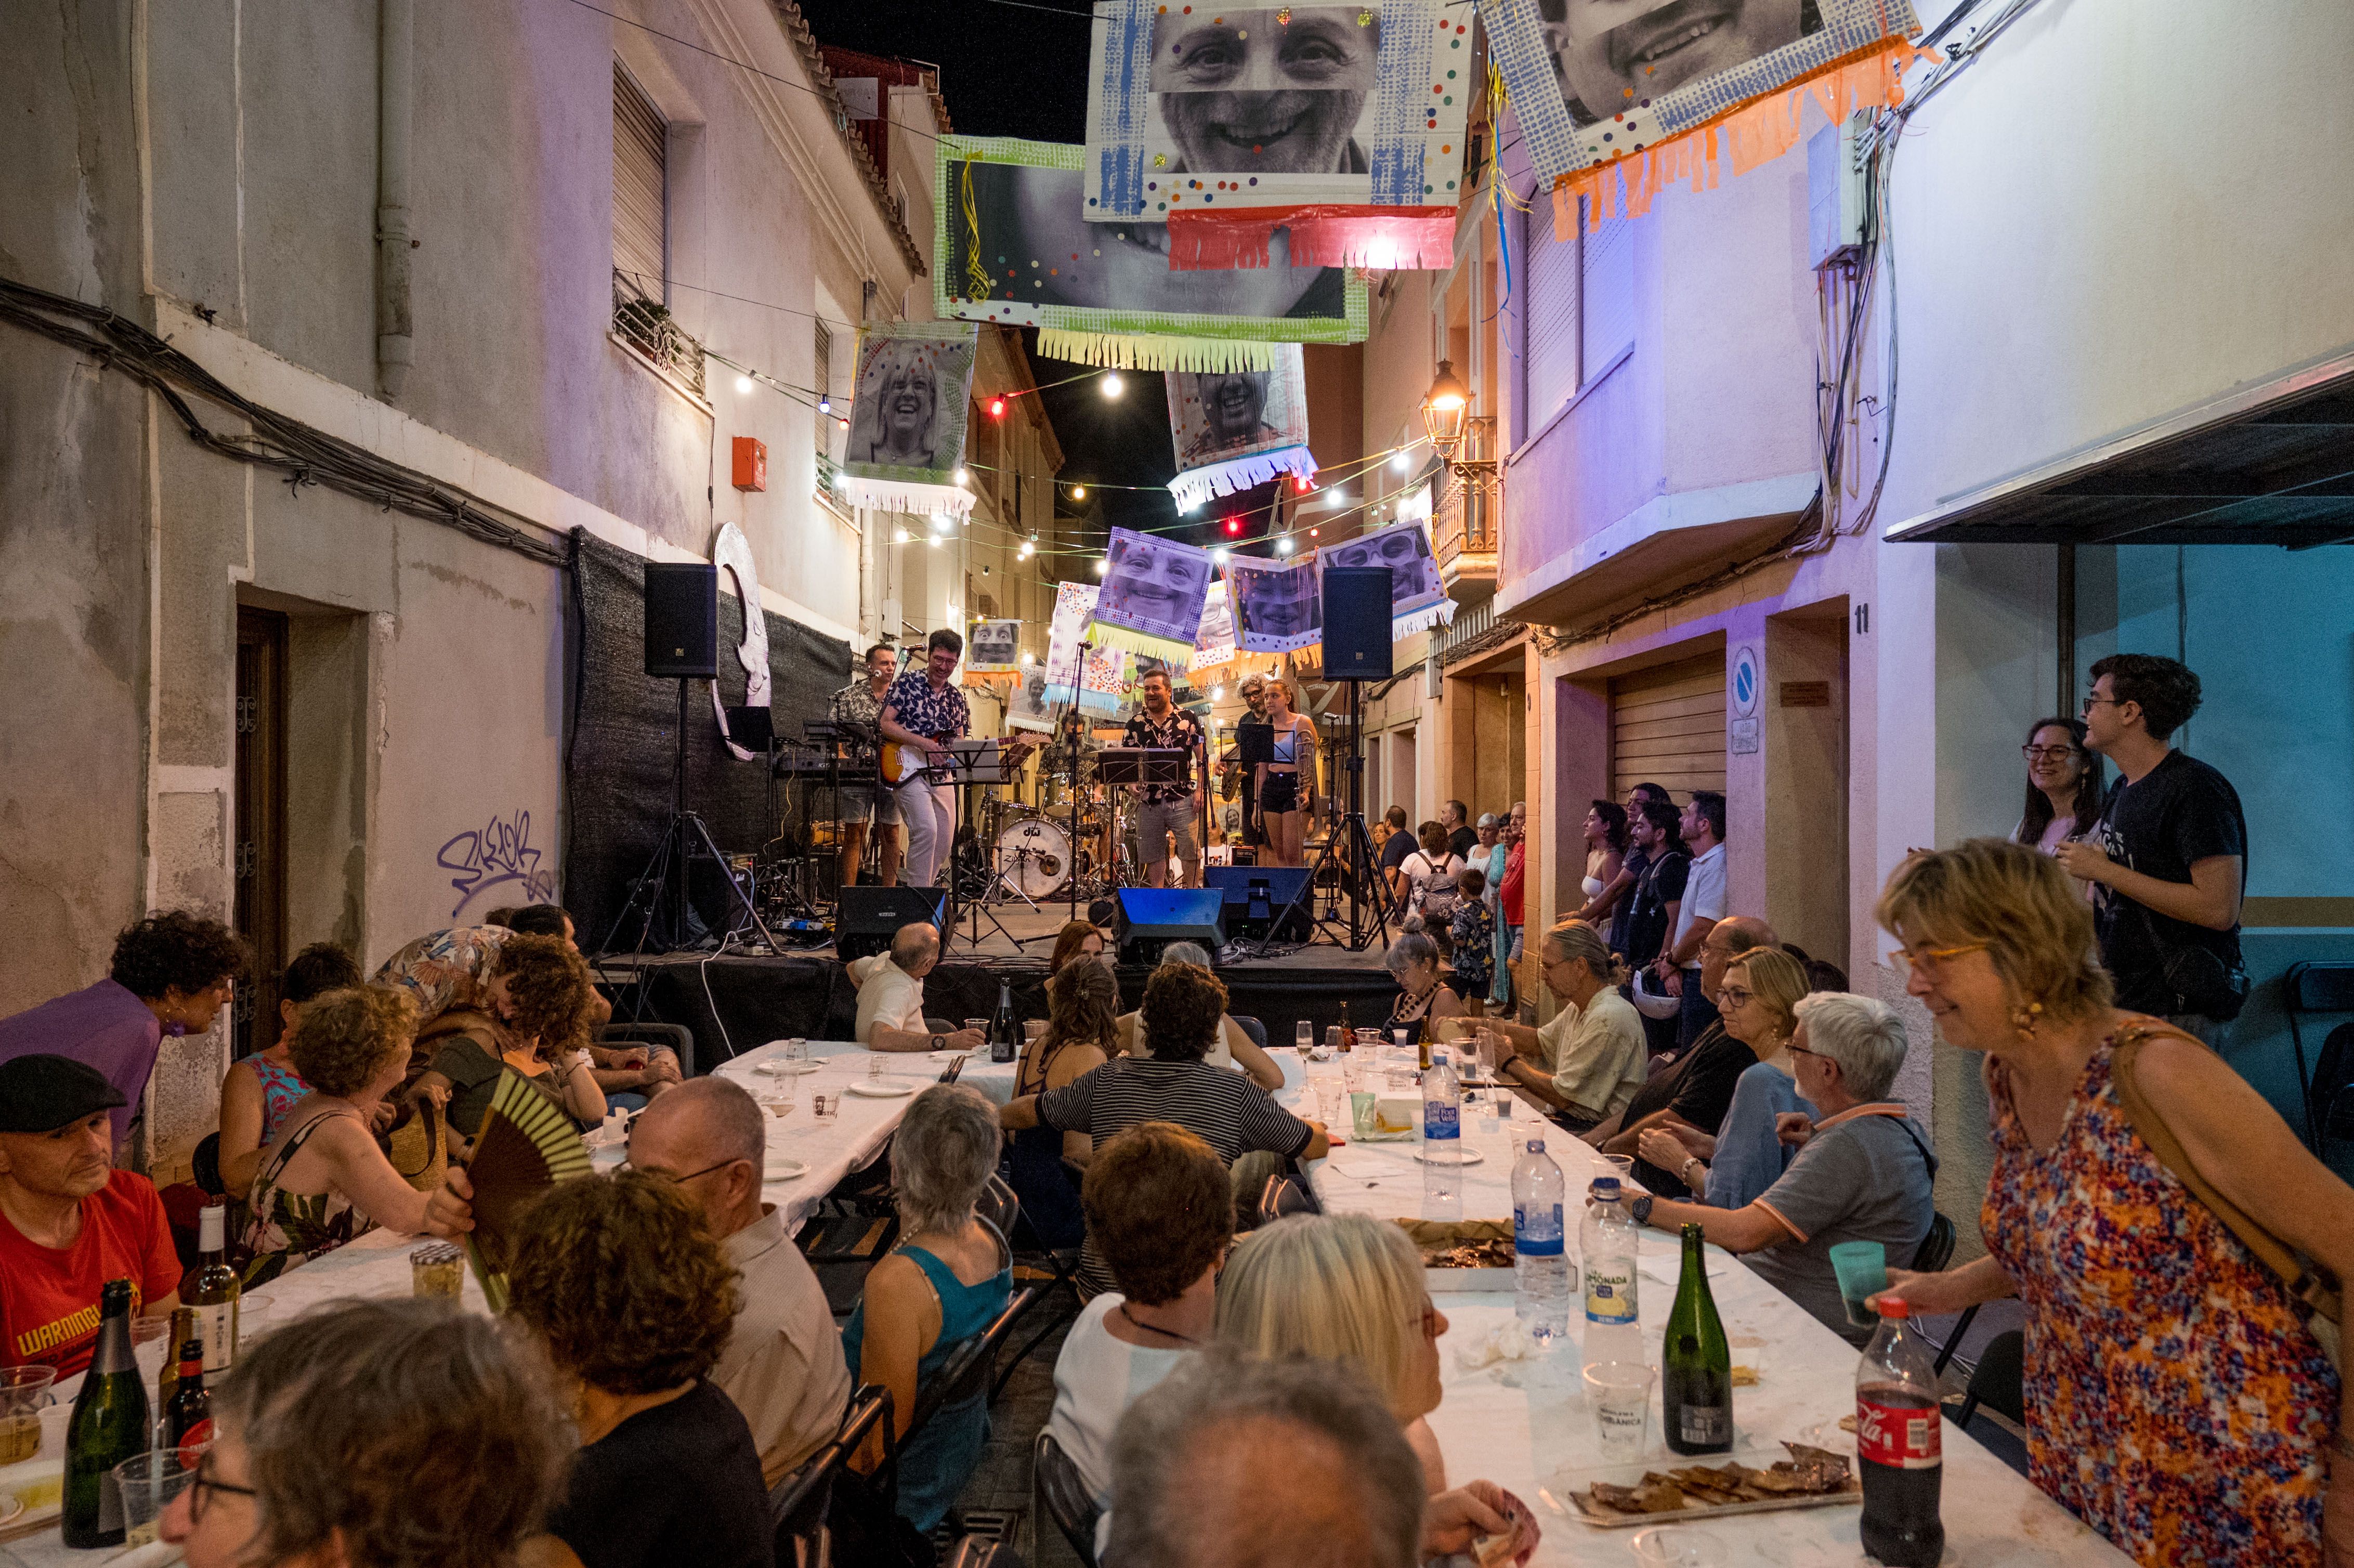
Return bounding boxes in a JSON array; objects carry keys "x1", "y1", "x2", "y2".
[
  {"x1": 596, "y1": 1019, "x2": 697, "y2": 1079},
  {"x1": 1231, "y1": 1015, "x2": 1268, "y2": 1052},
  {"x1": 1949, "y1": 1329, "x2": 2025, "y2": 1431},
  {"x1": 1032, "y1": 1432, "x2": 1102, "y2": 1568},
  {"x1": 1912, "y1": 1212, "x2": 1956, "y2": 1274},
  {"x1": 771, "y1": 1384, "x2": 893, "y2": 1565},
  {"x1": 2314, "y1": 1022, "x2": 2354, "y2": 1166},
  {"x1": 2284, "y1": 961, "x2": 2354, "y2": 1148}
]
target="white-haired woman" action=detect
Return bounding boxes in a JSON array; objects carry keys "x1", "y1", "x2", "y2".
[
  {"x1": 1382, "y1": 930, "x2": 1467, "y2": 1043},
  {"x1": 842, "y1": 1084, "x2": 1011, "y2": 1532},
  {"x1": 1619, "y1": 991, "x2": 1935, "y2": 1347},
  {"x1": 1480, "y1": 921, "x2": 1646, "y2": 1131}
]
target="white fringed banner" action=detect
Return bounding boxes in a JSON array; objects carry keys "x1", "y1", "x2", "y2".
[
  {"x1": 829, "y1": 475, "x2": 976, "y2": 520},
  {"x1": 1169, "y1": 445, "x2": 1317, "y2": 512}
]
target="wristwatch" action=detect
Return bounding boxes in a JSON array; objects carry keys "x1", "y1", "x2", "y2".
[
  {"x1": 930, "y1": 1034, "x2": 946, "y2": 1051},
  {"x1": 1630, "y1": 1194, "x2": 1656, "y2": 1225}
]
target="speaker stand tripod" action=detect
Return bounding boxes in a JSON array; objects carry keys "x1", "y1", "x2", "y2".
[
  {"x1": 600, "y1": 678, "x2": 783, "y2": 956},
  {"x1": 1278, "y1": 679, "x2": 1392, "y2": 953}
]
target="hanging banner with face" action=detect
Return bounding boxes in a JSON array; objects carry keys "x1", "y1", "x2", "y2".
[
  {"x1": 1317, "y1": 516, "x2": 1451, "y2": 632},
  {"x1": 1044, "y1": 580, "x2": 1131, "y2": 716},
  {"x1": 708, "y1": 521, "x2": 772, "y2": 761},
  {"x1": 1190, "y1": 581, "x2": 1238, "y2": 673},
  {"x1": 833, "y1": 321, "x2": 980, "y2": 518},
  {"x1": 1165, "y1": 346, "x2": 1317, "y2": 512},
  {"x1": 1007, "y1": 663, "x2": 1057, "y2": 733},
  {"x1": 966, "y1": 619, "x2": 1023, "y2": 673},
  {"x1": 1085, "y1": 1, "x2": 1471, "y2": 271},
  {"x1": 1477, "y1": 0, "x2": 1926, "y2": 225},
  {"x1": 1088, "y1": 528, "x2": 1218, "y2": 662},
  {"x1": 1226, "y1": 554, "x2": 1324, "y2": 652},
  {"x1": 937, "y1": 136, "x2": 1368, "y2": 371}
]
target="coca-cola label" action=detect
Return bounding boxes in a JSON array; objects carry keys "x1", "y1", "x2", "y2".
[
  {"x1": 1424, "y1": 1103, "x2": 1460, "y2": 1140},
  {"x1": 1855, "y1": 1395, "x2": 1941, "y2": 1470}
]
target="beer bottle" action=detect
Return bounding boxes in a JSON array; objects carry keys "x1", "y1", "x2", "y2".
[
  {"x1": 184, "y1": 1202, "x2": 242, "y2": 1373},
  {"x1": 166, "y1": 1339, "x2": 215, "y2": 1463},
  {"x1": 63, "y1": 1279, "x2": 149, "y2": 1547},
  {"x1": 1662, "y1": 1223, "x2": 1734, "y2": 1454}
]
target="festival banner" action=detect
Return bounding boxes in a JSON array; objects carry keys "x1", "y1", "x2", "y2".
[
  {"x1": 1226, "y1": 554, "x2": 1323, "y2": 652},
  {"x1": 1166, "y1": 346, "x2": 1317, "y2": 512},
  {"x1": 1317, "y1": 516, "x2": 1451, "y2": 633},
  {"x1": 1189, "y1": 581, "x2": 1239, "y2": 674},
  {"x1": 1084, "y1": 0, "x2": 1472, "y2": 271},
  {"x1": 833, "y1": 321, "x2": 980, "y2": 518},
  {"x1": 1043, "y1": 580, "x2": 1130, "y2": 716},
  {"x1": 1476, "y1": 0, "x2": 1929, "y2": 232},
  {"x1": 965, "y1": 618, "x2": 1022, "y2": 673},
  {"x1": 936, "y1": 136, "x2": 1368, "y2": 370},
  {"x1": 1088, "y1": 528, "x2": 1218, "y2": 663}
]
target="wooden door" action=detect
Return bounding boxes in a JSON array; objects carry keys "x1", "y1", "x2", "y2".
[{"x1": 233, "y1": 607, "x2": 289, "y2": 1060}]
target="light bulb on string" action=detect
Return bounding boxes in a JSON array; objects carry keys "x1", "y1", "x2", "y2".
[
  {"x1": 735, "y1": 374, "x2": 755, "y2": 395},
  {"x1": 1071, "y1": 485, "x2": 1088, "y2": 502},
  {"x1": 1101, "y1": 373, "x2": 1124, "y2": 400},
  {"x1": 894, "y1": 528, "x2": 911, "y2": 543},
  {"x1": 1092, "y1": 558, "x2": 1108, "y2": 577},
  {"x1": 1391, "y1": 447, "x2": 1414, "y2": 473},
  {"x1": 989, "y1": 396, "x2": 1007, "y2": 418},
  {"x1": 1275, "y1": 536, "x2": 1294, "y2": 556},
  {"x1": 954, "y1": 468, "x2": 969, "y2": 486},
  {"x1": 818, "y1": 396, "x2": 832, "y2": 414}
]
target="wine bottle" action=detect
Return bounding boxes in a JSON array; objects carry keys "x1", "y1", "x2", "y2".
[
  {"x1": 186, "y1": 1203, "x2": 242, "y2": 1374},
  {"x1": 1338, "y1": 999, "x2": 1352, "y2": 1047},
  {"x1": 63, "y1": 1279, "x2": 149, "y2": 1548},
  {"x1": 1662, "y1": 1222, "x2": 1733, "y2": 1455},
  {"x1": 165, "y1": 1338, "x2": 215, "y2": 1464},
  {"x1": 989, "y1": 979, "x2": 1017, "y2": 1064},
  {"x1": 156, "y1": 1304, "x2": 195, "y2": 1414}
]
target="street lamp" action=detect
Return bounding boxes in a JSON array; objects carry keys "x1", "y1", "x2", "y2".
[{"x1": 1420, "y1": 360, "x2": 1471, "y2": 464}]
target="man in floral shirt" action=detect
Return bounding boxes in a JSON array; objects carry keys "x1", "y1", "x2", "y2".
[
  {"x1": 828, "y1": 643, "x2": 902, "y2": 887},
  {"x1": 1121, "y1": 668, "x2": 1208, "y2": 887},
  {"x1": 879, "y1": 629, "x2": 971, "y2": 890}
]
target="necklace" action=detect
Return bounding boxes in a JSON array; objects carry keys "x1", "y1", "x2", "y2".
[
  {"x1": 1117, "y1": 1304, "x2": 1199, "y2": 1345},
  {"x1": 1391, "y1": 979, "x2": 1441, "y2": 1023}
]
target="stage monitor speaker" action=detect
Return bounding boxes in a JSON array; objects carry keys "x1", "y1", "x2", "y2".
[
  {"x1": 1112, "y1": 888, "x2": 1226, "y2": 966},
  {"x1": 834, "y1": 884, "x2": 950, "y2": 962},
  {"x1": 1201, "y1": 866, "x2": 1314, "y2": 942},
  {"x1": 645, "y1": 562, "x2": 720, "y2": 678},
  {"x1": 1320, "y1": 566, "x2": 1394, "y2": 681}
]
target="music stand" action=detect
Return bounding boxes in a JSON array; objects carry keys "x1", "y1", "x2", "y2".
[{"x1": 937, "y1": 742, "x2": 1024, "y2": 951}]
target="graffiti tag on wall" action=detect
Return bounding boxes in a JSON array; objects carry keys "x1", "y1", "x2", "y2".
[{"x1": 437, "y1": 809, "x2": 556, "y2": 919}]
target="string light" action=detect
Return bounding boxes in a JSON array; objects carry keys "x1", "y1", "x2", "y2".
[
  {"x1": 735, "y1": 374, "x2": 755, "y2": 395},
  {"x1": 1211, "y1": 547, "x2": 1230, "y2": 564},
  {"x1": 1101, "y1": 373, "x2": 1124, "y2": 400},
  {"x1": 894, "y1": 527, "x2": 911, "y2": 542},
  {"x1": 1071, "y1": 485, "x2": 1088, "y2": 501},
  {"x1": 1391, "y1": 446, "x2": 1415, "y2": 473},
  {"x1": 1275, "y1": 536, "x2": 1294, "y2": 556},
  {"x1": 818, "y1": 396, "x2": 832, "y2": 413},
  {"x1": 989, "y1": 396, "x2": 1007, "y2": 417},
  {"x1": 1092, "y1": 558, "x2": 1109, "y2": 576},
  {"x1": 953, "y1": 467, "x2": 969, "y2": 486}
]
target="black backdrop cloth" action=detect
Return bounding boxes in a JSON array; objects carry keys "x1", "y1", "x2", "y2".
[{"x1": 566, "y1": 530, "x2": 851, "y2": 949}]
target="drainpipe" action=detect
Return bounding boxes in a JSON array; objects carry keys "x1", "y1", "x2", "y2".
[{"x1": 375, "y1": 0, "x2": 414, "y2": 400}]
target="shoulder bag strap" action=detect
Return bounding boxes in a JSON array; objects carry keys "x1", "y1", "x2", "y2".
[{"x1": 2111, "y1": 1022, "x2": 2342, "y2": 1358}]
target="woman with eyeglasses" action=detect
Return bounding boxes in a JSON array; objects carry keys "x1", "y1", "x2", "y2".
[
  {"x1": 161, "y1": 1298, "x2": 570, "y2": 1568},
  {"x1": 2012, "y1": 715, "x2": 2104, "y2": 856},
  {"x1": 1872, "y1": 841, "x2": 2352, "y2": 1568},
  {"x1": 1634, "y1": 948, "x2": 1814, "y2": 1207}
]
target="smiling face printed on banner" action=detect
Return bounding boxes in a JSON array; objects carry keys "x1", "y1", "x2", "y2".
[
  {"x1": 1234, "y1": 563, "x2": 1322, "y2": 645},
  {"x1": 1328, "y1": 525, "x2": 1440, "y2": 602},
  {"x1": 850, "y1": 341, "x2": 947, "y2": 467},
  {"x1": 1151, "y1": 7, "x2": 1381, "y2": 175},
  {"x1": 1541, "y1": 0, "x2": 1807, "y2": 123},
  {"x1": 1100, "y1": 534, "x2": 1213, "y2": 642}
]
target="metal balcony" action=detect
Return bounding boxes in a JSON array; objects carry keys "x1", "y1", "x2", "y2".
[{"x1": 611, "y1": 268, "x2": 706, "y2": 398}]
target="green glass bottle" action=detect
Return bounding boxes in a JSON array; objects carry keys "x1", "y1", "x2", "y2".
[
  {"x1": 62, "y1": 1278, "x2": 150, "y2": 1548},
  {"x1": 1662, "y1": 1222, "x2": 1733, "y2": 1455}
]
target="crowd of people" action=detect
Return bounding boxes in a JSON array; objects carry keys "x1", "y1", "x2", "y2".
[{"x1": 0, "y1": 651, "x2": 2343, "y2": 1567}]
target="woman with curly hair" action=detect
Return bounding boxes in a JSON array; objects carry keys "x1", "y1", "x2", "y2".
[
  {"x1": 1006, "y1": 959, "x2": 1119, "y2": 1250},
  {"x1": 843, "y1": 1084, "x2": 1012, "y2": 1532},
  {"x1": 505, "y1": 1171, "x2": 769, "y2": 1568},
  {"x1": 160, "y1": 1297, "x2": 572, "y2": 1568},
  {"x1": 240, "y1": 985, "x2": 435, "y2": 1284},
  {"x1": 415, "y1": 933, "x2": 606, "y2": 1146}
]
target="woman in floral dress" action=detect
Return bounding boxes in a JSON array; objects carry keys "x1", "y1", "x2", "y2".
[{"x1": 1874, "y1": 840, "x2": 2349, "y2": 1566}]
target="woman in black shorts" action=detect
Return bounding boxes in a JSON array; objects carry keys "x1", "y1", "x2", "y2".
[{"x1": 1252, "y1": 676, "x2": 1319, "y2": 867}]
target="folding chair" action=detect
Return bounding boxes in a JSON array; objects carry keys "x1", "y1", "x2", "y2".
[
  {"x1": 770, "y1": 1386, "x2": 894, "y2": 1565},
  {"x1": 976, "y1": 1179, "x2": 1076, "y2": 1401},
  {"x1": 1032, "y1": 1431, "x2": 1102, "y2": 1568},
  {"x1": 596, "y1": 1020, "x2": 697, "y2": 1079},
  {"x1": 2284, "y1": 961, "x2": 2354, "y2": 1150},
  {"x1": 906, "y1": 1286, "x2": 1040, "y2": 1455},
  {"x1": 1948, "y1": 1329, "x2": 2024, "y2": 1431}
]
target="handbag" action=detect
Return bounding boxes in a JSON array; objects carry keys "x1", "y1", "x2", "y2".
[
  {"x1": 2128, "y1": 899, "x2": 2249, "y2": 1021},
  {"x1": 2110, "y1": 1021, "x2": 2340, "y2": 1370}
]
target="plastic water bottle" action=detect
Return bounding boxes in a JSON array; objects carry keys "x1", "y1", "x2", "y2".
[
  {"x1": 1422, "y1": 1047, "x2": 1461, "y2": 1162},
  {"x1": 1579, "y1": 1177, "x2": 1644, "y2": 1363},
  {"x1": 1510, "y1": 1136, "x2": 1572, "y2": 1343}
]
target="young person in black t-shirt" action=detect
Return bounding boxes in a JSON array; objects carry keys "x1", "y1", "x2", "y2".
[
  {"x1": 1619, "y1": 799, "x2": 1691, "y2": 1057},
  {"x1": 2054, "y1": 654, "x2": 2247, "y2": 1038}
]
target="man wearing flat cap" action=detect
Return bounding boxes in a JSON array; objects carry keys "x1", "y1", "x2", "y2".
[{"x1": 0, "y1": 1055, "x2": 184, "y2": 1376}]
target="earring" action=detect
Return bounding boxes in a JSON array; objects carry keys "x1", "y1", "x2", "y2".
[{"x1": 2010, "y1": 1000, "x2": 2044, "y2": 1039}]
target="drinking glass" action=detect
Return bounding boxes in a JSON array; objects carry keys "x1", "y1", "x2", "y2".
[
  {"x1": 1355, "y1": 1027, "x2": 1384, "y2": 1053},
  {"x1": 1474, "y1": 1033, "x2": 1497, "y2": 1080},
  {"x1": 812, "y1": 1091, "x2": 840, "y2": 1123},
  {"x1": 963, "y1": 1018, "x2": 988, "y2": 1039},
  {"x1": 869, "y1": 1052, "x2": 888, "y2": 1081},
  {"x1": 762, "y1": 1075, "x2": 800, "y2": 1117},
  {"x1": 787, "y1": 1038, "x2": 809, "y2": 1072},
  {"x1": 129, "y1": 1313, "x2": 174, "y2": 1389},
  {"x1": 1605, "y1": 1154, "x2": 1636, "y2": 1185},
  {"x1": 1582, "y1": 1361, "x2": 1655, "y2": 1460},
  {"x1": 1829, "y1": 1240, "x2": 1890, "y2": 1328},
  {"x1": 1394, "y1": 1027, "x2": 1412, "y2": 1057},
  {"x1": 1026, "y1": 1018, "x2": 1048, "y2": 1045},
  {"x1": 1325, "y1": 1025, "x2": 1344, "y2": 1053},
  {"x1": 1296, "y1": 1021, "x2": 1315, "y2": 1053},
  {"x1": 0, "y1": 1366, "x2": 55, "y2": 1465},
  {"x1": 113, "y1": 1451, "x2": 196, "y2": 1546},
  {"x1": 1340, "y1": 1056, "x2": 1364, "y2": 1093},
  {"x1": 1349, "y1": 1091, "x2": 1379, "y2": 1140},
  {"x1": 1313, "y1": 1079, "x2": 1344, "y2": 1128},
  {"x1": 1628, "y1": 1525, "x2": 1727, "y2": 1567}
]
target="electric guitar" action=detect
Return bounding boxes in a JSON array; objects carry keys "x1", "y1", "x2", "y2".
[{"x1": 881, "y1": 732, "x2": 1040, "y2": 786}]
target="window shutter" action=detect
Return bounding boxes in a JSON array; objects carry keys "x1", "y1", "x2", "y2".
[
  {"x1": 1522, "y1": 205, "x2": 1579, "y2": 427},
  {"x1": 612, "y1": 64, "x2": 667, "y2": 293},
  {"x1": 1579, "y1": 198, "x2": 1636, "y2": 379}
]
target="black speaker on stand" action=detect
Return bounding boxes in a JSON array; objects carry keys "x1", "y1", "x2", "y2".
[{"x1": 1297, "y1": 567, "x2": 1397, "y2": 951}]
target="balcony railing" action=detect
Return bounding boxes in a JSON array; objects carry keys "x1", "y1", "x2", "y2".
[
  {"x1": 1432, "y1": 416, "x2": 1499, "y2": 590},
  {"x1": 611, "y1": 268, "x2": 706, "y2": 398}
]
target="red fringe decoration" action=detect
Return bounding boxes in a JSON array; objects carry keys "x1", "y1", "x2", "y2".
[{"x1": 1166, "y1": 206, "x2": 1459, "y2": 271}]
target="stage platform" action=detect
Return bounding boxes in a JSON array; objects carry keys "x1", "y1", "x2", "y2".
[{"x1": 594, "y1": 903, "x2": 1409, "y2": 1069}]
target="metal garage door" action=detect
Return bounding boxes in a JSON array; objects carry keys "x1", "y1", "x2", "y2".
[{"x1": 1610, "y1": 652, "x2": 1726, "y2": 802}]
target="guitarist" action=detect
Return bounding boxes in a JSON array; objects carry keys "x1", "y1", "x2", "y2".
[
  {"x1": 878, "y1": 628, "x2": 972, "y2": 892},
  {"x1": 828, "y1": 643, "x2": 902, "y2": 888}
]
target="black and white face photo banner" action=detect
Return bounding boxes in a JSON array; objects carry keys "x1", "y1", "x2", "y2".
[{"x1": 1226, "y1": 554, "x2": 1324, "y2": 652}]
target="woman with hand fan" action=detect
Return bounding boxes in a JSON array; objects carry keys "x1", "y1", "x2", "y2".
[
  {"x1": 240, "y1": 985, "x2": 437, "y2": 1284},
  {"x1": 415, "y1": 934, "x2": 606, "y2": 1151}
]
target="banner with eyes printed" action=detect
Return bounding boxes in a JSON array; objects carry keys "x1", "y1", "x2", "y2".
[
  {"x1": 1086, "y1": 0, "x2": 1474, "y2": 271},
  {"x1": 1225, "y1": 554, "x2": 1324, "y2": 653},
  {"x1": 1166, "y1": 345, "x2": 1317, "y2": 511},
  {"x1": 1316, "y1": 516, "x2": 1451, "y2": 632},
  {"x1": 938, "y1": 135, "x2": 1368, "y2": 371},
  {"x1": 1089, "y1": 528, "x2": 1220, "y2": 662},
  {"x1": 833, "y1": 321, "x2": 980, "y2": 517}
]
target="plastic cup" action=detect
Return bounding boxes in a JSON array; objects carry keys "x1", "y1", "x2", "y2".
[
  {"x1": 113, "y1": 1451, "x2": 196, "y2": 1546},
  {"x1": 1628, "y1": 1524, "x2": 1727, "y2": 1566},
  {"x1": 410, "y1": 1243, "x2": 465, "y2": 1299},
  {"x1": 238, "y1": 1291, "x2": 276, "y2": 1342},
  {"x1": 963, "y1": 1018, "x2": 988, "y2": 1037},
  {"x1": 1604, "y1": 1154, "x2": 1635, "y2": 1184},
  {"x1": 0, "y1": 1366, "x2": 55, "y2": 1464},
  {"x1": 1349, "y1": 1091, "x2": 1379, "y2": 1140},
  {"x1": 1296, "y1": 1022, "x2": 1314, "y2": 1052},
  {"x1": 129, "y1": 1313, "x2": 174, "y2": 1388},
  {"x1": 813, "y1": 1091, "x2": 840, "y2": 1123},
  {"x1": 1582, "y1": 1361, "x2": 1655, "y2": 1460},
  {"x1": 1829, "y1": 1240, "x2": 1889, "y2": 1328},
  {"x1": 1314, "y1": 1080, "x2": 1343, "y2": 1127}
]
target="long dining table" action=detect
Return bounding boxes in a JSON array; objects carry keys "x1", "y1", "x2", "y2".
[{"x1": 1277, "y1": 1048, "x2": 2134, "y2": 1567}]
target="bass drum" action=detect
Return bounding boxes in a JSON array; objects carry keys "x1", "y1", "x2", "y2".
[{"x1": 993, "y1": 812, "x2": 1071, "y2": 899}]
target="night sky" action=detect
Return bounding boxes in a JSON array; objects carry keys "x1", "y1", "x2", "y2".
[{"x1": 797, "y1": 0, "x2": 1286, "y2": 553}]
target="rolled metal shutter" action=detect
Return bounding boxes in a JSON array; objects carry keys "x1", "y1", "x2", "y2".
[
  {"x1": 1611, "y1": 653, "x2": 1726, "y2": 802},
  {"x1": 613, "y1": 64, "x2": 666, "y2": 293}
]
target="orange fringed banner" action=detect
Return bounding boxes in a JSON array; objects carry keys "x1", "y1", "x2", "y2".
[{"x1": 1550, "y1": 38, "x2": 1940, "y2": 240}]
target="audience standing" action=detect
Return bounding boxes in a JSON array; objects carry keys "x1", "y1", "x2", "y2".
[
  {"x1": 1659, "y1": 791, "x2": 1729, "y2": 1050},
  {"x1": 2013, "y1": 715, "x2": 2103, "y2": 856},
  {"x1": 850, "y1": 923, "x2": 985, "y2": 1053},
  {"x1": 1483, "y1": 921, "x2": 1647, "y2": 1130},
  {"x1": 1378, "y1": 806, "x2": 1417, "y2": 899},
  {"x1": 0, "y1": 911, "x2": 247, "y2": 1148},
  {"x1": 2055, "y1": 654, "x2": 2250, "y2": 1037},
  {"x1": 1620, "y1": 800, "x2": 1691, "y2": 1055},
  {"x1": 215, "y1": 941, "x2": 362, "y2": 1198},
  {"x1": 1570, "y1": 801, "x2": 1632, "y2": 931},
  {"x1": 1875, "y1": 841, "x2": 2349, "y2": 1565},
  {"x1": 1638, "y1": 949, "x2": 1815, "y2": 1211},
  {"x1": 1447, "y1": 867, "x2": 1495, "y2": 1011},
  {"x1": 159, "y1": 1299, "x2": 571, "y2": 1568},
  {"x1": 1497, "y1": 802, "x2": 1528, "y2": 1011},
  {"x1": 1397, "y1": 822, "x2": 1467, "y2": 926},
  {"x1": 842, "y1": 1084, "x2": 1012, "y2": 1533},
  {"x1": 506, "y1": 1171, "x2": 773, "y2": 1568},
  {"x1": 1443, "y1": 799, "x2": 1476, "y2": 863},
  {"x1": 0, "y1": 1055, "x2": 182, "y2": 1375},
  {"x1": 1626, "y1": 991, "x2": 1932, "y2": 1348}
]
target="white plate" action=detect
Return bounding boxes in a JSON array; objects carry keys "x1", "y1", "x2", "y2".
[
  {"x1": 753, "y1": 1058, "x2": 823, "y2": 1076},
  {"x1": 928, "y1": 1050, "x2": 970, "y2": 1063},
  {"x1": 1408, "y1": 1146, "x2": 1486, "y2": 1166},
  {"x1": 0, "y1": 1492, "x2": 23, "y2": 1527},
  {"x1": 846, "y1": 1077, "x2": 920, "y2": 1098},
  {"x1": 763, "y1": 1158, "x2": 811, "y2": 1182}
]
